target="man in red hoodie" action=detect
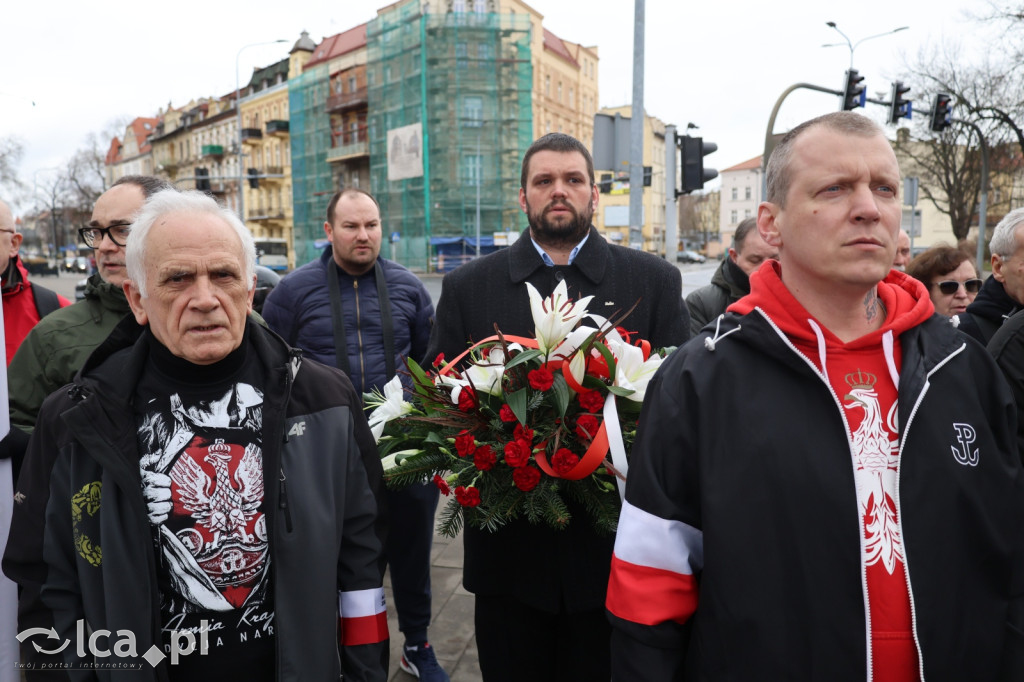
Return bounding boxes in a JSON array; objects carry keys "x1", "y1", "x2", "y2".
[
  {"x1": 0, "y1": 199, "x2": 69, "y2": 364},
  {"x1": 607, "y1": 112, "x2": 1024, "y2": 681}
]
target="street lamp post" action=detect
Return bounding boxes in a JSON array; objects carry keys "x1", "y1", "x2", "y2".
[
  {"x1": 236, "y1": 40, "x2": 287, "y2": 224},
  {"x1": 823, "y1": 22, "x2": 909, "y2": 69}
]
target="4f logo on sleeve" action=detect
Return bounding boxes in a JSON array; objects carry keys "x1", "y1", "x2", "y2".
[
  {"x1": 287, "y1": 421, "x2": 306, "y2": 437},
  {"x1": 951, "y1": 423, "x2": 979, "y2": 467}
]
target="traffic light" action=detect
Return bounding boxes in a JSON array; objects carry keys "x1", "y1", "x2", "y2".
[
  {"x1": 841, "y1": 69, "x2": 866, "y2": 111},
  {"x1": 888, "y1": 81, "x2": 912, "y2": 125},
  {"x1": 599, "y1": 173, "x2": 612, "y2": 194},
  {"x1": 679, "y1": 136, "x2": 718, "y2": 195},
  {"x1": 930, "y1": 93, "x2": 953, "y2": 132},
  {"x1": 247, "y1": 168, "x2": 259, "y2": 189},
  {"x1": 643, "y1": 166, "x2": 652, "y2": 187}
]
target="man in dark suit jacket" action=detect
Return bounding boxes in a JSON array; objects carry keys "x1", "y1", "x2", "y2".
[{"x1": 425, "y1": 132, "x2": 689, "y2": 681}]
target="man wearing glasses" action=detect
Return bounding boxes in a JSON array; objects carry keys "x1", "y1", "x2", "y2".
[
  {"x1": 2, "y1": 175, "x2": 169, "y2": 678},
  {"x1": 0, "y1": 199, "x2": 69, "y2": 366}
]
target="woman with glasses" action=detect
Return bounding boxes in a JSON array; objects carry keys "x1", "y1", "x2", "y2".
[{"x1": 906, "y1": 245, "x2": 981, "y2": 317}]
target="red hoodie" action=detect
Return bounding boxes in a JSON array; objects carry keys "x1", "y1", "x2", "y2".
[
  {"x1": 731, "y1": 261, "x2": 934, "y2": 682},
  {"x1": 2, "y1": 256, "x2": 71, "y2": 364}
]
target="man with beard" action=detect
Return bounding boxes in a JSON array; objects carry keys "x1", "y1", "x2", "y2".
[{"x1": 425, "y1": 132, "x2": 688, "y2": 681}]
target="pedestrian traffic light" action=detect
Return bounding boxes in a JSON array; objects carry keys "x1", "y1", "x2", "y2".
[
  {"x1": 679, "y1": 136, "x2": 718, "y2": 195},
  {"x1": 888, "y1": 81, "x2": 912, "y2": 125},
  {"x1": 247, "y1": 168, "x2": 259, "y2": 189},
  {"x1": 643, "y1": 166, "x2": 652, "y2": 187},
  {"x1": 930, "y1": 93, "x2": 953, "y2": 132},
  {"x1": 842, "y1": 69, "x2": 866, "y2": 111},
  {"x1": 599, "y1": 173, "x2": 612, "y2": 194}
]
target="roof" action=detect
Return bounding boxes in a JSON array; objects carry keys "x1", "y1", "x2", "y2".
[
  {"x1": 247, "y1": 57, "x2": 289, "y2": 92},
  {"x1": 543, "y1": 28, "x2": 578, "y2": 68},
  {"x1": 306, "y1": 23, "x2": 367, "y2": 69},
  {"x1": 721, "y1": 155, "x2": 762, "y2": 172},
  {"x1": 105, "y1": 137, "x2": 122, "y2": 165},
  {"x1": 291, "y1": 30, "x2": 316, "y2": 54},
  {"x1": 129, "y1": 117, "x2": 159, "y2": 153}
]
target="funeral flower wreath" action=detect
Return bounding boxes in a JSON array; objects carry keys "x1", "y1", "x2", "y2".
[{"x1": 365, "y1": 281, "x2": 673, "y2": 537}]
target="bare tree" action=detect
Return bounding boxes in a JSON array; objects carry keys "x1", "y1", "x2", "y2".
[
  {"x1": 899, "y1": 40, "x2": 1024, "y2": 239},
  {"x1": 0, "y1": 136, "x2": 26, "y2": 199}
]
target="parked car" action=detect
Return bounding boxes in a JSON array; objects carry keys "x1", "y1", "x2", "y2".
[
  {"x1": 253, "y1": 265, "x2": 281, "y2": 314},
  {"x1": 23, "y1": 255, "x2": 58, "y2": 276},
  {"x1": 677, "y1": 250, "x2": 707, "y2": 264}
]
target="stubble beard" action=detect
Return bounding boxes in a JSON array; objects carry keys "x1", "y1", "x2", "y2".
[{"x1": 526, "y1": 198, "x2": 593, "y2": 250}]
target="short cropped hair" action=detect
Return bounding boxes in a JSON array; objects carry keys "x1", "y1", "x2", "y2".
[
  {"x1": 906, "y1": 244, "x2": 975, "y2": 286},
  {"x1": 326, "y1": 188, "x2": 380, "y2": 225},
  {"x1": 520, "y1": 133, "x2": 595, "y2": 189},
  {"x1": 731, "y1": 217, "x2": 759, "y2": 251},
  {"x1": 989, "y1": 207, "x2": 1024, "y2": 258},
  {"x1": 765, "y1": 112, "x2": 885, "y2": 207},
  {"x1": 126, "y1": 189, "x2": 255, "y2": 298},
  {"x1": 112, "y1": 175, "x2": 173, "y2": 198}
]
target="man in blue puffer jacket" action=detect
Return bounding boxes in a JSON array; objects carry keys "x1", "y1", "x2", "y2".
[{"x1": 262, "y1": 189, "x2": 446, "y2": 681}]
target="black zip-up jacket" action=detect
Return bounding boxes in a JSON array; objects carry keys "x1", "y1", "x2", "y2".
[
  {"x1": 609, "y1": 309, "x2": 1024, "y2": 681},
  {"x1": 5, "y1": 317, "x2": 389, "y2": 681}
]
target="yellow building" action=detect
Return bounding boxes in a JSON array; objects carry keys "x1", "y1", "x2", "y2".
[
  {"x1": 591, "y1": 106, "x2": 667, "y2": 253},
  {"x1": 239, "y1": 32, "x2": 314, "y2": 270}
]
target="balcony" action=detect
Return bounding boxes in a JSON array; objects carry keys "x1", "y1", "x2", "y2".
[
  {"x1": 248, "y1": 211, "x2": 286, "y2": 222},
  {"x1": 326, "y1": 128, "x2": 369, "y2": 163},
  {"x1": 241, "y1": 128, "x2": 263, "y2": 144},
  {"x1": 201, "y1": 144, "x2": 224, "y2": 158},
  {"x1": 327, "y1": 87, "x2": 368, "y2": 113},
  {"x1": 266, "y1": 120, "x2": 289, "y2": 136}
]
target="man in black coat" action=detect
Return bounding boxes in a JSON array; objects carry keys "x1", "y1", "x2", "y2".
[{"x1": 425, "y1": 132, "x2": 689, "y2": 681}]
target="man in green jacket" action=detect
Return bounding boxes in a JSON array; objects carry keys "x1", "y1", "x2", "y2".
[{"x1": 4, "y1": 176, "x2": 169, "y2": 465}]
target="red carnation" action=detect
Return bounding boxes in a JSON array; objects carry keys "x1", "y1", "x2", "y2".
[
  {"x1": 454, "y1": 485, "x2": 482, "y2": 507},
  {"x1": 513, "y1": 424, "x2": 534, "y2": 444},
  {"x1": 455, "y1": 431, "x2": 476, "y2": 457},
  {"x1": 575, "y1": 414, "x2": 600, "y2": 442},
  {"x1": 528, "y1": 367, "x2": 555, "y2": 391},
  {"x1": 473, "y1": 444, "x2": 497, "y2": 471},
  {"x1": 578, "y1": 389, "x2": 605, "y2": 414},
  {"x1": 432, "y1": 353, "x2": 446, "y2": 368},
  {"x1": 457, "y1": 387, "x2": 477, "y2": 412},
  {"x1": 513, "y1": 466, "x2": 541, "y2": 492},
  {"x1": 503, "y1": 440, "x2": 531, "y2": 468},
  {"x1": 551, "y1": 448, "x2": 581, "y2": 476},
  {"x1": 433, "y1": 474, "x2": 451, "y2": 496},
  {"x1": 499, "y1": 404, "x2": 517, "y2": 423}
]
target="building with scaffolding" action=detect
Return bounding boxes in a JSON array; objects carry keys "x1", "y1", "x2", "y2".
[{"x1": 289, "y1": 0, "x2": 598, "y2": 271}]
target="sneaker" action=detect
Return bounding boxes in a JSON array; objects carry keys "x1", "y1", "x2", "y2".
[{"x1": 400, "y1": 642, "x2": 450, "y2": 682}]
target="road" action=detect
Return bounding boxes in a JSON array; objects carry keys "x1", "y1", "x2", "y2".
[{"x1": 36, "y1": 259, "x2": 719, "y2": 309}]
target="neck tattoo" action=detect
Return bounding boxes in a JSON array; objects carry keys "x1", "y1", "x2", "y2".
[{"x1": 864, "y1": 290, "x2": 885, "y2": 323}]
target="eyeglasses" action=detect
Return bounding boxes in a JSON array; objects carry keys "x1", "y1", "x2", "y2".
[
  {"x1": 79, "y1": 224, "x2": 132, "y2": 248},
  {"x1": 932, "y1": 278, "x2": 983, "y2": 295}
]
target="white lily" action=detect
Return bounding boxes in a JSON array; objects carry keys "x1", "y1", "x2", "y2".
[
  {"x1": 366, "y1": 375, "x2": 416, "y2": 442},
  {"x1": 381, "y1": 449, "x2": 424, "y2": 471},
  {"x1": 608, "y1": 339, "x2": 664, "y2": 403},
  {"x1": 463, "y1": 345, "x2": 514, "y2": 396},
  {"x1": 526, "y1": 280, "x2": 594, "y2": 355}
]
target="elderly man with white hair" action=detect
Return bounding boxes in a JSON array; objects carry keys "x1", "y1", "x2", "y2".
[{"x1": 10, "y1": 190, "x2": 389, "y2": 681}]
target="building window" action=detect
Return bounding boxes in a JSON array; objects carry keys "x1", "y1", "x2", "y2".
[
  {"x1": 731, "y1": 187, "x2": 738, "y2": 200},
  {"x1": 453, "y1": 0, "x2": 466, "y2": 12},
  {"x1": 478, "y1": 42, "x2": 492, "y2": 62},
  {"x1": 545, "y1": 75, "x2": 550, "y2": 97},
  {"x1": 745, "y1": 186, "x2": 752, "y2": 200},
  {"x1": 569, "y1": 87, "x2": 575, "y2": 108},
  {"x1": 558, "y1": 81, "x2": 563, "y2": 102},
  {"x1": 463, "y1": 153, "x2": 482, "y2": 186},
  {"x1": 730, "y1": 210, "x2": 738, "y2": 224},
  {"x1": 745, "y1": 209, "x2": 752, "y2": 219},
  {"x1": 463, "y1": 96, "x2": 483, "y2": 127},
  {"x1": 349, "y1": 76, "x2": 357, "y2": 92},
  {"x1": 455, "y1": 43, "x2": 468, "y2": 69}
]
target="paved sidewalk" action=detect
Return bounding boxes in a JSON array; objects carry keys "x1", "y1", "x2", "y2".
[{"x1": 383, "y1": 504, "x2": 482, "y2": 682}]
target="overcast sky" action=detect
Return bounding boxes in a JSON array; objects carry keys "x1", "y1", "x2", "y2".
[{"x1": 1, "y1": 0, "x2": 989, "y2": 214}]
